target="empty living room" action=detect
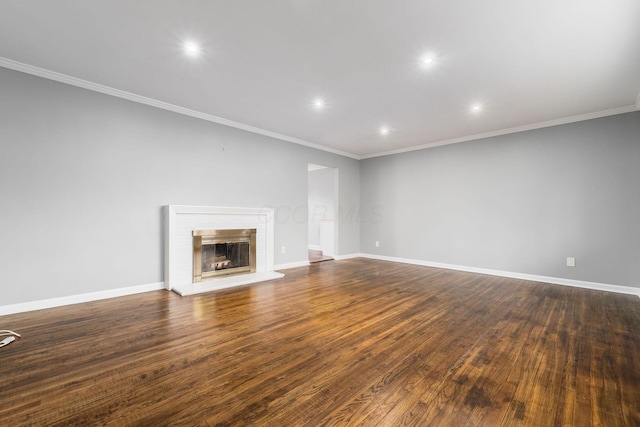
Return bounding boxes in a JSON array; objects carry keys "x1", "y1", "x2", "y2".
[{"x1": 1, "y1": 1, "x2": 639, "y2": 426}]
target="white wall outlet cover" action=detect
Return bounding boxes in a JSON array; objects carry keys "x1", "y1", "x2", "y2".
[{"x1": 566, "y1": 257, "x2": 576, "y2": 267}]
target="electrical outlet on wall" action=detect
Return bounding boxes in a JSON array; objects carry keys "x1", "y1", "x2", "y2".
[
  {"x1": 375, "y1": 241, "x2": 380, "y2": 247},
  {"x1": 566, "y1": 257, "x2": 575, "y2": 267},
  {"x1": 281, "y1": 246, "x2": 286, "y2": 254}
]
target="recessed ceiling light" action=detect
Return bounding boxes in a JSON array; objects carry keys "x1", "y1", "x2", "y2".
[
  {"x1": 470, "y1": 103, "x2": 483, "y2": 113},
  {"x1": 312, "y1": 98, "x2": 325, "y2": 110},
  {"x1": 379, "y1": 126, "x2": 390, "y2": 136},
  {"x1": 421, "y1": 56, "x2": 436, "y2": 66},
  {"x1": 183, "y1": 41, "x2": 201, "y2": 57}
]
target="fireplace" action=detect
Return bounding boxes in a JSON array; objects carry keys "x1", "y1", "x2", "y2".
[
  {"x1": 193, "y1": 229, "x2": 257, "y2": 282},
  {"x1": 164, "y1": 205, "x2": 284, "y2": 296}
]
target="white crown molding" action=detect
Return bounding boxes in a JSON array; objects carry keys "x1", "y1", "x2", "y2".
[
  {"x1": 0, "y1": 57, "x2": 360, "y2": 160},
  {"x1": 0, "y1": 282, "x2": 165, "y2": 316},
  {"x1": 359, "y1": 253, "x2": 640, "y2": 297},
  {"x1": 361, "y1": 105, "x2": 639, "y2": 159},
  {"x1": 2, "y1": 57, "x2": 638, "y2": 162}
]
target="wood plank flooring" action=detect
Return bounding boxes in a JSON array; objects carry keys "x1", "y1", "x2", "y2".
[{"x1": 1, "y1": 258, "x2": 639, "y2": 426}]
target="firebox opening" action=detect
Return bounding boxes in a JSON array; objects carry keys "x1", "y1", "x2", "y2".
[{"x1": 193, "y1": 229, "x2": 257, "y2": 282}]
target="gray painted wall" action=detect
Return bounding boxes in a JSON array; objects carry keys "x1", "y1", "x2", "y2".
[
  {"x1": 360, "y1": 111, "x2": 640, "y2": 288},
  {"x1": 2, "y1": 65, "x2": 638, "y2": 308},
  {"x1": 0, "y1": 67, "x2": 360, "y2": 305}
]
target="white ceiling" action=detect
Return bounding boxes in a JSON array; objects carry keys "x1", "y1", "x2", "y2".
[{"x1": 1, "y1": 1, "x2": 639, "y2": 159}]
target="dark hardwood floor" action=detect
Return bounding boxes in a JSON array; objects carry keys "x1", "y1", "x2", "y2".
[{"x1": 1, "y1": 258, "x2": 639, "y2": 426}]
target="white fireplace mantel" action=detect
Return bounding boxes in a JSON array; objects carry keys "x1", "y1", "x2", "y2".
[{"x1": 163, "y1": 205, "x2": 284, "y2": 296}]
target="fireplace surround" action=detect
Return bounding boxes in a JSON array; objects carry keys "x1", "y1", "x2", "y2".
[{"x1": 164, "y1": 205, "x2": 284, "y2": 296}]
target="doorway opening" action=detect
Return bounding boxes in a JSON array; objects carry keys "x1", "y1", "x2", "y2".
[{"x1": 308, "y1": 163, "x2": 338, "y2": 263}]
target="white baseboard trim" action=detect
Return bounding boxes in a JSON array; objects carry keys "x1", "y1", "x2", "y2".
[
  {"x1": 308, "y1": 244, "x2": 322, "y2": 251},
  {"x1": 334, "y1": 253, "x2": 362, "y2": 260},
  {"x1": 275, "y1": 254, "x2": 361, "y2": 268},
  {"x1": 3, "y1": 255, "x2": 636, "y2": 316},
  {"x1": 275, "y1": 260, "x2": 311, "y2": 270},
  {"x1": 360, "y1": 253, "x2": 640, "y2": 297},
  {"x1": 0, "y1": 282, "x2": 166, "y2": 316}
]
